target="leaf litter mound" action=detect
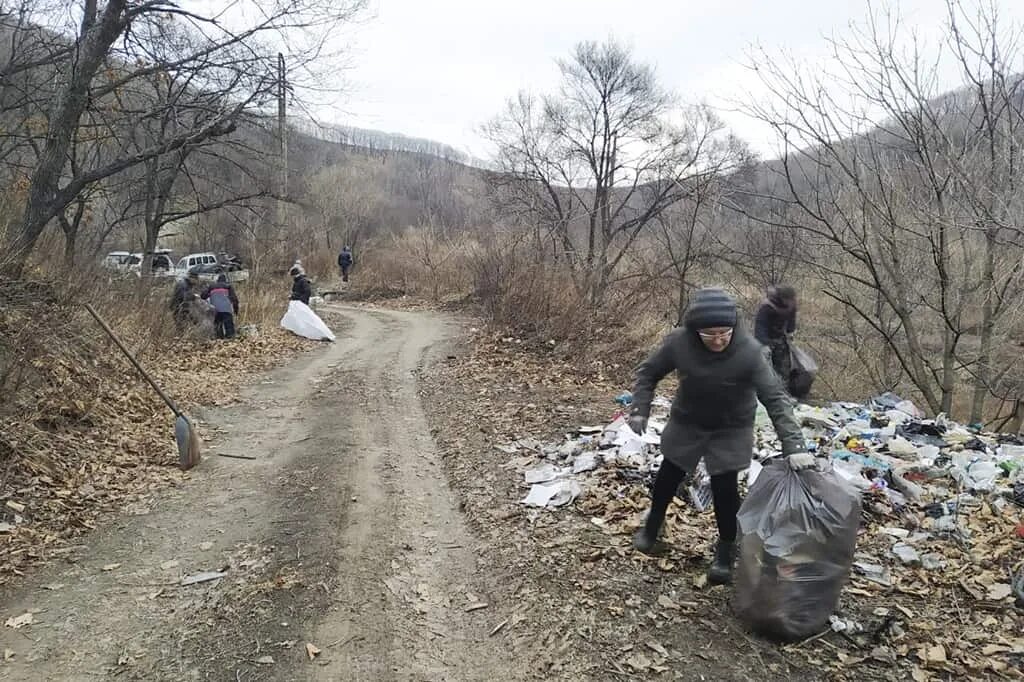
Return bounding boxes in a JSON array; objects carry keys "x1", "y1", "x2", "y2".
[{"x1": 0, "y1": 278, "x2": 313, "y2": 586}]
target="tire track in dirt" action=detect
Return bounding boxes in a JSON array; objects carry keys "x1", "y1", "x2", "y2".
[{"x1": 0, "y1": 306, "x2": 515, "y2": 682}]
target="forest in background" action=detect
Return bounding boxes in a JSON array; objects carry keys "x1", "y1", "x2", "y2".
[{"x1": 1, "y1": 0, "x2": 1024, "y2": 431}]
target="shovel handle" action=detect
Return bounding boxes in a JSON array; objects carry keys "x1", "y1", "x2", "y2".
[{"x1": 83, "y1": 303, "x2": 184, "y2": 419}]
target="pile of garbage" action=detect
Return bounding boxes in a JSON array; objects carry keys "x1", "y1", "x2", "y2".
[
  {"x1": 501, "y1": 390, "x2": 1024, "y2": 673},
  {"x1": 509, "y1": 391, "x2": 1023, "y2": 537},
  {"x1": 505, "y1": 395, "x2": 673, "y2": 511},
  {"x1": 515, "y1": 392, "x2": 1020, "y2": 500}
]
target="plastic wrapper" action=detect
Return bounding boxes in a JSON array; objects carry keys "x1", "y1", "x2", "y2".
[
  {"x1": 788, "y1": 344, "x2": 817, "y2": 398},
  {"x1": 280, "y1": 300, "x2": 335, "y2": 341},
  {"x1": 735, "y1": 460, "x2": 860, "y2": 641}
]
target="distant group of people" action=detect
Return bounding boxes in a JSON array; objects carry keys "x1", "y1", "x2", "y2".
[
  {"x1": 287, "y1": 245, "x2": 355, "y2": 303},
  {"x1": 169, "y1": 245, "x2": 356, "y2": 340}
]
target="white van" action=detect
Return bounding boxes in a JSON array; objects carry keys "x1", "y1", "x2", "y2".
[
  {"x1": 175, "y1": 252, "x2": 249, "y2": 282},
  {"x1": 176, "y1": 252, "x2": 219, "y2": 273}
]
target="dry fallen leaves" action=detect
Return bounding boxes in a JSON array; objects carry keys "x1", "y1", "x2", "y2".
[
  {"x1": 305, "y1": 643, "x2": 321, "y2": 661},
  {"x1": 4, "y1": 613, "x2": 33, "y2": 629},
  {"x1": 986, "y1": 583, "x2": 1012, "y2": 601},
  {"x1": 921, "y1": 644, "x2": 947, "y2": 665},
  {"x1": 0, "y1": 286, "x2": 314, "y2": 589}
]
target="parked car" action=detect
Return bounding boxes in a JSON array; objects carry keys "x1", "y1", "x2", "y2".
[
  {"x1": 128, "y1": 250, "x2": 175, "y2": 277},
  {"x1": 102, "y1": 251, "x2": 132, "y2": 272},
  {"x1": 176, "y1": 252, "x2": 249, "y2": 282},
  {"x1": 175, "y1": 252, "x2": 219, "y2": 274}
]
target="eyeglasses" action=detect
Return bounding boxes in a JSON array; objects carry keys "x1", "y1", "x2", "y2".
[{"x1": 698, "y1": 329, "x2": 734, "y2": 341}]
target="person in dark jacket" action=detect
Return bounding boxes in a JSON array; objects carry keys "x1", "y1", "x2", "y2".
[
  {"x1": 338, "y1": 246, "x2": 354, "y2": 282},
  {"x1": 754, "y1": 285, "x2": 798, "y2": 381},
  {"x1": 201, "y1": 274, "x2": 240, "y2": 339},
  {"x1": 629, "y1": 287, "x2": 814, "y2": 584},
  {"x1": 289, "y1": 265, "x2": 312, "y2": 305},
  {"x1": 169, "y1": 271, "x2": 200, "y2": 332}
]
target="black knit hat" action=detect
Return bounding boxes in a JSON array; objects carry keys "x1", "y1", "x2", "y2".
[{"x1": 684, "y1": 288, "x2": 738, "y2": 330}]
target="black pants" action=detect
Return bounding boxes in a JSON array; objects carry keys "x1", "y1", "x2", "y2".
[
  {"x1": 768, "y1": 338, "x2": 792, "y2": 383},
  {"x1": 644, "y1": 459, "x2": 741, "y2": 544},
  {"x1": 341, "y1": 265, "x2": 350, "y2": 282},
  {"x1": 214, "y1": 312, "x2": 236, "y2": 339}
]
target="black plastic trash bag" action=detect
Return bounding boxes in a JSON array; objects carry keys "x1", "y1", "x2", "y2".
[
  {"x1": 788, "y1": 344, "x2": 817, "y2": 399},
  {"x1": 734, "y1": 460, "x2": 860, "y2": 641}
]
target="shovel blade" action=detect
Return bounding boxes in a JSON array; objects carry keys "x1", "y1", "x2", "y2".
[{"x1": 175, "y1": 415, "x2": 201, "y2": 471}]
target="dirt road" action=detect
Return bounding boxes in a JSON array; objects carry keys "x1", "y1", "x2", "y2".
[{"x1": 0, "y1": 306, "x2": 516, "y2": 681}]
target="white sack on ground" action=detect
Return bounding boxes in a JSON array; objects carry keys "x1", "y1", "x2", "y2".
[{"x1": 280, "y1": 300, "x2": 335, "y2": 341}]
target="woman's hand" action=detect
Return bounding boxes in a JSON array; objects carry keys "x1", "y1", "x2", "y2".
[
  {"x1": 787, "y1": 452, "x2": 816, "y2": 470},
  {"x1": 628, "y1": 415, "x2": 648, "y2": 436}
]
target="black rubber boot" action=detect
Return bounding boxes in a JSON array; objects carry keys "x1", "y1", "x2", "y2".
[
  {"x1": 633, "y1": 527, "x2": 658, "y2": 555},
  {"x1": 707, "y1": 540, "x2": 736, "y2": 585}
]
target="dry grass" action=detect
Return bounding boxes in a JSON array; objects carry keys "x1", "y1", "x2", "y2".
[
  {"x1": 332, "y1": 229, "x2": 942, "y2": 405},
  {"x1": 302, "y1": 226, "x2": 1018, "y2": 421},
  {"x1": 351, "y1": 227, "x2": 477, "y2": 302}
]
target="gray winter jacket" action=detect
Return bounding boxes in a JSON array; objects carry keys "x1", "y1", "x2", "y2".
[
  {"x1": 631, "y1": 324, "x2": 805, "y2": 475},
  {"x1": 201, "y1": 281, "x2": 239, "y2": 315}
]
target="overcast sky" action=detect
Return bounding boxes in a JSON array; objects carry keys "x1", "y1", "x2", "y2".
[{"x1": 313, "y1": 0, "x2": 1024, "y2": 160}]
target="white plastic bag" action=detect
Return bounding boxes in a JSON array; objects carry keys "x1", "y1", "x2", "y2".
[{"x1": 280, "y1": 300, "x2": 335, "y2": 341}]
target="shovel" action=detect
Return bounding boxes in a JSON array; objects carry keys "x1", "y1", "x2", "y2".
[{"x1": 83, "y1": 304, "x2": 201, "y2": 471}]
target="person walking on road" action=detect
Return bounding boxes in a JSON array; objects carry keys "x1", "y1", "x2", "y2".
[
  {"x1": 201, "y1": 274, "x2": 240, "y2": 339},
  {"x1": 754, "y1": 285, "x2": 798, "y2": 382},
  {"x1": 629, "y1": 287, "x2": 813, "y2": 585},
  {"x1": 338, "y1": 246, "x2": 354, "y2": 282},
  {"x1": 289, "y1": 265, "x2": 312, "y2": 305}
]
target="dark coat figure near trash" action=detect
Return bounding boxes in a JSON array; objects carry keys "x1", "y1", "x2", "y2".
[
  {"x1": 169, "y1": 272, "x2": 200, "y2": 331},
  {"x1": 201, "y1": 274, "x2": 240, "y2": 339},
  {"x1": 337, "y1": 246, "x2": 354, "y2": 282},
  {"x1": 754, "y1": 285, "x2": 797, "y2": 381},
  {"x1": 289, "y1": 266, "x2": 312, "y2": 305},
  {"x1": 629, "y1": 287, "x2": 812, "y2": 585}
]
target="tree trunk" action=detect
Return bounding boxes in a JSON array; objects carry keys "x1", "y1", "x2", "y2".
[
  {"x1": 62, "y1": 229, "x2": 77, "y2": 268},
  {"x1": 940, "y1": 328, "x2": 956, "y2": 416},
  {"x1": 5, "y1": 0, "x2": 127, "y2": 275},
  {"x1": 1009, "y1": 400, "x2": 1024, "y2": 434},
  {"x1": 970, "y1": 228, "x2": 998, "y2": 423},
  {"x1": 677, "y1": 281, "x2": 689, "y2": 328}
]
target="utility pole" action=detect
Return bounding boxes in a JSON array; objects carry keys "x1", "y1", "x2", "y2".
[{"x1": 277, "y1": 52, "x2": 288, "y2": 240}]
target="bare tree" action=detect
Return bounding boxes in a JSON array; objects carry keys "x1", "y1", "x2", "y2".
[
  {"x1": 650, "y1": 132, "x2": 751, "y2": 323},
  {"x1": 484, "y1": 40, "x2": 735, "y2": 305},
  {"x1": 306, "y1": 162, "x2": 386, "y2": 253},
  {"x1": 1, "y1": 0, "x2": 366, "y2": 276},
  {"x1": 745, "y1": 0, "x2": 1024, "y2": 422},
  {"x1": 407, "y1": 219, "x2": 461, "y2": 302}
]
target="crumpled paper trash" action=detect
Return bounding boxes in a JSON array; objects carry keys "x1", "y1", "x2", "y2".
[{"x1": 522, "y1": 480, "x2": 582, "y2": 508}]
